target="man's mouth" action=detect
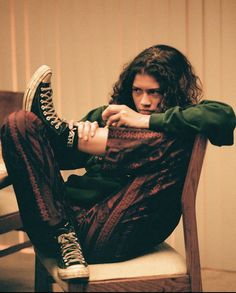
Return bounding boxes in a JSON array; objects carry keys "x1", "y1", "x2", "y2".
[{"x1": 139, "y1": 109, "x2": 155, "y2": 115}]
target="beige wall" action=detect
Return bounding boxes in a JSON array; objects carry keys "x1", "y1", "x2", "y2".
[{"x1": 0, "y1": 0, "x2": 235, "y2": 271}]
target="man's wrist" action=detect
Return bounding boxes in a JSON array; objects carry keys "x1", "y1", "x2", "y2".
[{"x1": 139, "y1": 115, "x2": 150, "y2": 129}]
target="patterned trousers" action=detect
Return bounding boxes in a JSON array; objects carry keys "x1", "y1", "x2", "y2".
[{"x1": 1, "y1": 110, "x2": 193, "y2": 263}]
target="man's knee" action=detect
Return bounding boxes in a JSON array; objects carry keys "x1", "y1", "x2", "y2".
[{"x1": 1, "y1": 110, "x2": 41, "y2": 139}]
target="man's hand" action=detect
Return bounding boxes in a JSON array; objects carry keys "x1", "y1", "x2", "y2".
[
  {"x1": 69, "y1": 120, "x2": 99, "y2": 141},
  {"x1": 102, "y1": 105, "x2": 150, "y2": 128}
]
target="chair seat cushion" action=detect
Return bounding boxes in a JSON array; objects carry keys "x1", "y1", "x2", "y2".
[
  {"x1": 89, "y1": 242, "x2": 186, "y2": 280},
  {"x1": 38, "y1": 242, "x2": 186, "y2": 284},
  {"x1": 0, "y1": 185, "x2": 19, "y2": 216},
  {"x1": 0, "y1": 160, "x2": 18, "y2": 216}
]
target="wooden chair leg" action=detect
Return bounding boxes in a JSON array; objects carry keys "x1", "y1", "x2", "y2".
[{"x1": 35, "y1": 254, "x2": 54, "y2": 292}]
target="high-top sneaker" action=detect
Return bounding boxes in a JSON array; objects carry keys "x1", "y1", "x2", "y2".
[
  {"x1": 23, "y1": 65, "x2": 77, "y2": 149},
  {"x1": 55, "y1": 224, "x2": 89, "y2": 280}
]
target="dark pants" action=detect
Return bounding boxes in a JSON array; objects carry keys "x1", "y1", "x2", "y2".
[{"x1": 1, "y1": 110, "x2": 193, "y2": 263}]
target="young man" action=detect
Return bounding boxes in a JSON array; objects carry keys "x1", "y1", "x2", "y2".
[{"x1": 1, "y1": 44, "x2": 235, "y2": 281}]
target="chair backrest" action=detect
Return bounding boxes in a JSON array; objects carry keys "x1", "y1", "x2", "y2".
[
  {"x1": 181, "y1": 134, "x2": 208, "y2": 292},
  {"x1": 0, "y1": 91, "x2": 23, "y2": 129},
  {"x1": 0, "y1": 90, "x2": 32, "y2": 257}
]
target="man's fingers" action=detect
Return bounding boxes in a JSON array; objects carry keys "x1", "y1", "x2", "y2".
[
  {"x1": 102, "y1": 105, "x2": 126, "y2": 121},
  {"x1": 106, "y1": 113, "x2": 120, "y2": 126},
  {"x1": 83, "y1": 121, "x2": 92, "y2": 141},
  {"x1": 68, "y1": 120, "x2": 75, "y2": 130},
  {"x1": 76, "y1": 121, "x2": 99, "y2": 140},
  {"x1": 117, "y1": 120, "x2": 128, "y2": 127},
  {"x1": 90, "y1": 121, "x2": 99, "y2": 137},
  {"x1": 77, "y1": 122, "x2": 85, "y2": 138}
]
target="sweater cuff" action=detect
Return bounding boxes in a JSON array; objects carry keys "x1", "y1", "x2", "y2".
[{"x1": 149, "y1": 113, "x2": 165, "y2": 131}]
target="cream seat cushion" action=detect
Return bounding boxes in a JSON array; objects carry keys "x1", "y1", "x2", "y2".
[
  {"x1": 0, "y1": 158, "x2": 18, "y2": 216},
  {"x1": 38, "y1": 242, "x2": 186, "y2": 290},
  {"x1": 0, "y1": 179, "x2": 18, "y2": 216}
]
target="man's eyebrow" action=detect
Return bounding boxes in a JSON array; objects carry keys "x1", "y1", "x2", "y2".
[
  {"x1": 147, "y1": 88, "x2": 161, "y2": 91},
  {"x1": 132, "y1": 85, "x2": 160, "y2": 90}
]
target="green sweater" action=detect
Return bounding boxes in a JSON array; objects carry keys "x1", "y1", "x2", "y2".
[{"x1": 81, "y1": 100, "x2": 235, "y2": 146}]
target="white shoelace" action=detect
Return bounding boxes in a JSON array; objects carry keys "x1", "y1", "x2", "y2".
[
  {"x1": 40, "y1": 86, "x2": 65, "y2": 129},
  {"x1": 58, "y1": 232, "x2": 86, "y2": 266}
]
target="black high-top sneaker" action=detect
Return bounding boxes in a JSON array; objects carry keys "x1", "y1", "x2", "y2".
[
  {"x1": 55, "y1": 224, "x2": 89, "y2": 280},
  {"x1": 23, "y1": 65, "x2": 77, "y2": 149}
]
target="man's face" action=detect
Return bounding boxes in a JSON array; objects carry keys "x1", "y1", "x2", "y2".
[{"x1": 132, "y1": 73, "x2": 163, "y2": 114}]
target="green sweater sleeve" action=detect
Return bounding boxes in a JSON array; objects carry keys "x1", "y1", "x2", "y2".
[
  {"x1": 79, "y1": 105, "x2": 108, "y2": 126},
  {"x1": 149, "y1": 100, "x2": 236, "y2": 146}
]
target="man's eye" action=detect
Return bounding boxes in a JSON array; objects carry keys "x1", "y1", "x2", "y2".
[
  {"x1": 132, "y1": 88, "x2": 142, "y2": 94},
  {"x1": 148, "y1": 89, "x2": 162, "y2": 96},
  {"x1": 148, "y1": 90, "x2": 155, "y2": 95},
  {"x1": 149, "y1": 89, "x2": 160, "y2": 95}
]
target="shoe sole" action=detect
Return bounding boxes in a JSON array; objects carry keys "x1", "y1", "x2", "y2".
[
  {"x1": 23, "y1": 65, "x2": 52, "y2": 111},
  {"x1": 58, "y1": 265, "x2": 89, "y2": 280}
]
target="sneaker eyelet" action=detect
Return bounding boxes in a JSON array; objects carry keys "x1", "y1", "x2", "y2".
[{"x1": 46, "y1": 117, "x2": 50, "y2": 121}]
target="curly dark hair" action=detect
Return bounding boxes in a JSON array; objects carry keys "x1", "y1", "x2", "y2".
[{"x1": 110, "y1": 44, "x2": 203, "y2": 112}]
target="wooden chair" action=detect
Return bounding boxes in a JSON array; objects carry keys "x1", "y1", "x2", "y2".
[
  {"x1": 34, "y1": 134, "x2": 208, "y2": 292},
  {"x1": 0, "y1": 90, "x2": 32, "y2": 257}
]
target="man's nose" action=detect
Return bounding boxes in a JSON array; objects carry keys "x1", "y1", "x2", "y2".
[{"x1": 140, "y1": 93, "x2": 151, "y2": 105}]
